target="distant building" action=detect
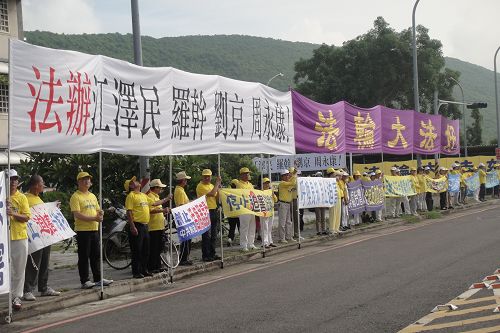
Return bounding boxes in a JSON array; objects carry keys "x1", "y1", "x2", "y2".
[{"x1": 0, "y1": 0, "x2": 24, "y2": 166}]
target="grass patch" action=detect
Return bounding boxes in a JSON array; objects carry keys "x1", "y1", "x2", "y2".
[
  {"x1": 402, "y1": 215, "x2": 420, "y2": 224},
  {"x1": 425, "y1": 210, "x2": 442, "y2": 219}
]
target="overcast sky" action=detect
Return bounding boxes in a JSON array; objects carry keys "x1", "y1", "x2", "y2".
[{"x1": 22, "y1": 0, "x2": 499, "y2": 70}]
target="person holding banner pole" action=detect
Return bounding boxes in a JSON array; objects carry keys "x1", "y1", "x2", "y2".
[
  {"x1": 409, "y1": 168, "x2": 419, "y2": 216},
  {"x1": 196, "y1": 169, "x2": 222, "y2": 262},
  {"x1": 327, "y1": 168, "x2": 342, "y2": 233},
  {"x1": 277, "y1": 169, "x2": 296, "y2": 243},
  {"x1": 340, "y1": 172, "x2": 350, "y2": 230},
  {"x1": 478, "y1": 163, "x2": 487, "y2": 202},
  {"x1": 288, "y1": 167, "x2": 302, "y2": 240},
  {"x1": 374, "y1": 170, "x2": 384, "y2": 221},
  {"x1": 314, "y1": 171, "x2": 327, "y2": 235},
  {"x1": 70, "y1": 172, "x2": 112, "y2": 289},
  {"x1": 449, "y1": 164, "x2": 461, "y2": 207},
  {"x1": 236, "y1": 167, "x2": 257, "y2": 251},
  {"x1": 416, "y1": 167, "x2": 427, "y2": 212},
  {"x1": 23, "y1": 175, "x2": 61, "y2": 302},
  {"x1": 174, "y1": 171, "x2": 193, "y2": 265},
  {"x1": 351, "y1": 171, "x2": 362, "y2": 225},
  {"x1": 226, "y1": 180, "x2": 240, "y2": 247},
  {"x1": 261, "y1": 178, "x2": 277, "y2": 248},
  {"x1": 6, "y1": 169, "x2": 31, "y2": 310}
]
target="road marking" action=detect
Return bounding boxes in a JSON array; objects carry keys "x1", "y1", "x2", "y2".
[
  {"x1": 400, "y1": 314, "x2": 500, "y2": 332},
  {"x1": 23, "y1": 204, "x2": 500, "y2": 333},
  {"x1": 429, "y1": 304, "x2": 496, "y2": 318},
  {"x1": 453, "y1": 296, "x2": 498, "y2": 305},
  {"x1": 460, "y1": 324, "x2": 500, "y2": 333}
]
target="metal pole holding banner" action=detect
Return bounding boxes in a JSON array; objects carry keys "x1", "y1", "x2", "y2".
[
  {"x1": 260, "y1": 154, "x2": 266, "y2": 258},
  {"x1": 98, "y1": 152, "x2": 104, "y2": 300},
  {"x1": 349, "y1": 152, "x2": 353, "y2": 174},
  {"x1": 168, "y1": 156, "x2": 174, "y2": 283},
  {"x1": 218, "y1": 154, "x2": 224, "y2": 269},
  {"x1": 5, "y1": 38, "x2": 13, "y2": 324},
  {"x1": 296, "y1": 176, "x2": 301, "y2": 250}
]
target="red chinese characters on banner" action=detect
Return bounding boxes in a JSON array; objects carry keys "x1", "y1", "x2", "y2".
[
  {"x1": 27, "y1": 66, "x2": 92, "y2": 136},
  {"x1": 32, "y1": 213, "x2": 57, "y2": 236},
  {"x1": 187, "y1": 201, "x2": 210, "y2": 232}
]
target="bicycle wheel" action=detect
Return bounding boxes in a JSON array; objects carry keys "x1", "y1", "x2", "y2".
[
  {"x1": 104, "y1": 231, "x2": 132, "y2": 270},
  {"x1": 160, "y1": 232, "x2": 180, "y2": 269}
]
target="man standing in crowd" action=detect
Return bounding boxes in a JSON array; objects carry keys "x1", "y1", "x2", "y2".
[
  {"x1": 261, "y1": 177, "x2": 277, "y2": 248},
  {"x1": 314, "y1": 171, "x2": 327, "y2": 235},
  {"x1": 236, "y1": 167, "x2": 256, "y2": 251},
  {"x1": 424, "y1": 166, "x2": 434, "y2": 211},
  {"x1": 23, "y1": 175, "x2": 60, "y2": 302},
  {"x1": 226, "y1": 179, "x2": 240, "y2": 247},
  {"x1": 374, "y1": 169, "x2": 384, "y2": 222},
  {"x1": 449, "y1": 164, "x2": 461, "y2": 207},
  {"x1": 416, "y1": 167, "x2": 427, "y2": 212},
  {"x1": 387, "y1": 167, "x2": 400, "y2": 218},
  {"x1": 408, "y1": 167, "x2": 419, "y2": 216},
  {"x1": 125, "y1": 175, "x2": 169, "y2": 277},
  {"x1": 196, "y1": 169, "x2": 222, "y2": 262},
  {"x1": 147, "y1": 179, "x2": 171, "y2": 273},
  {"x1": 6, "y1": 169, "x2": 31, "y2": 310},
  {"x1": 478, "y1": 163, "x2": 487, "y2": 202},
  {"x1": 70, "y1": 172, "x2": 113, "y2": 289},
  {"x1": 436, "y1": 167, "x2": 449, "y2": 210},
  {"x1": 278, "y1": 169, "x2": 296, "y2": 243},
  {"x1": 339, "y1": 171, "x2": 349, "y2": 230},
  {"x1": 174, "y1": 171, "x2": 193, "y2": 265},
  {"x1": 351, "y1": 171, "x2": 362, "y2": 225},
  {"x1": 288, "y1": 167, "x2": 301, "y2": 240},
  {"x1": 327, "y1": 168, "x2": 341, "y2": 234}
]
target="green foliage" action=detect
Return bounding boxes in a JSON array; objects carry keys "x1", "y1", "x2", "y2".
[
  {"x1": 466, "y1": 108, "x2": 483, "y2": 145},
  {"x1": 294, "y1": 17, "x2": 460, "y2": 118},
  {"x1": 41, "y1": 191, "x2": 73, "y2": 226},
  {"x1": 425, "y1": 210, "x2": 442, "y2": 219}
]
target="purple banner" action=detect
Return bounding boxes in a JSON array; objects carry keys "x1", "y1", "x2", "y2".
[
  {"x1": 413, "y1": 112, "x2": 442, "y2": 154},
  {"x1": 347, "y1": 180, "x2": 366, "y2": 214},
  {"x1": 441, "y1": 118, "x2": 460, "y2": 155},
  {"x1": 292, "y1": 90, "x2": 345, "y2": 153},
  {"x1": 381, "y1": 107, "x2": 414, "y2": 155},
  {"x1": 362, "y1": 179, "x2": 385, "y2": 211},
  {"x1": 344, "y1": 103, "x2": 382, "y2": 153}
]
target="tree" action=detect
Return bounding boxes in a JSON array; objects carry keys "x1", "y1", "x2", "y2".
[
  {"x1": 466, "y1": 108, "x2": 483, "y2": 145},
  {"x1": 294, "y1": 17, "x2": 460, "y2": 118}
]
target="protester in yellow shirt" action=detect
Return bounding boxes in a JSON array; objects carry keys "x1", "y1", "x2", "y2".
[
  {"x1": 236, "y1": 167, "x2": 257, "y2": 251},
  {"x1": 196, "y1": 169, "x2": 222, "y2": 262},
  {"x1": 261, "y1": 177, "x2": 277, "y2": 248},
  {"x1": 327, "y1": 168, "x2": 342, "y2": 233},
  {"x1": 70, "y1": 171, "x2": 112, "y2": 290},
  {"x1": 278, "y1": 169, "x2": 296, "y2": 243},
  {"x1": 174, "y1": 171, "x2": 193, "y2": 265},
  {"x1": 408, "y1": 168, "x2": 419, "y2": 216},
  {"x1": 6, "y1": 169, "x2": 31, "y2": 310},
  {"x1": 125, "y1": 176, "x2": 169, "y2": 277},
  {"x1": 23, "y1": 175, "x2": 60, "y2": 302},
  {"x1": 288, "y1": 167, "x2": 302, "y2": 240},
  {"x1": 478, "y1": 163, "x2": 487, "y2": 201},
  {"x1": 147, "y1": 179, "x2": 172, "y2": 273}
]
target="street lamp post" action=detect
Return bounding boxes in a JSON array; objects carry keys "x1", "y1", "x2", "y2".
[
  {"x1": 449, "y1": 77, "x2": 467, "y2": 156},
  {"x1": 412, "y1": 0, "x2": 421, "y2": 113},
  {"x1": 494, "y1": 46, "x2": 500, "y2": 148},
  {"x1": 267, "y1": 72, "x2": 284, "y2": 87}
]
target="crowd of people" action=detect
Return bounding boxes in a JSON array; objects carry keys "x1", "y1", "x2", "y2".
[{"x1": 5, "y1": 161, "x2": 499, "y2": 310}]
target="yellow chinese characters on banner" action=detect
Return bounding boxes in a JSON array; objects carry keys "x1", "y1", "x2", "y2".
[
  {"x1": 419, "y1": 119, "x2": 437, "y2": 150},
  {"x1": 424, "y1": 176, "x2": 448, "y2": 193},
  {"x1": 387, "y1": 116, "x2": 408, "y2": 148},
  {"x1": 315, "y1": 110, "x2": 340, "y2": 151},
  {"x1": 219, "y1": 189, "x2": 274, "y2": 218},
  {"x1": 354, "y1": 111, "x2": 375, "y2": 149}
]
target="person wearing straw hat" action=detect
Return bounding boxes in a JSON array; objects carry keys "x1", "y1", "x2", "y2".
[
  {"x1": 235, "y1": 167, "x2": 257, "y2": 251},
  {"x1": 313, "y1": 171, "x2": 327, "y2": 235},
  {"x1": 478, "y1": 163, "x2": 487, "y2": 202},
  {"x1": 288, "y1": 166, "x2": 302, "y2": 240},
  {"x1": 449, "y1": 163, "x2": 461, "y2": 208},
  {"x1": 424, "y1": 166, "x2": 434, "y2": 211},
  {"x1": 226, "y1": 179, "x2": 241, "y2": 247},
  {"x1": 174, "y1": 171, "x2": 194, "y2": 265},
  {"x1": 147, "y1": 178, "x2": 172, "y2": 273},
  {"x1": 23, "y1": 174, "x2": 61, "y2": 303},
  {"x1": 196, "y1": 169, "x2": 222, "y2": 262},
  {"x1": 408, "y1": 167, "x2": 419, "y2": 216},
  {"x1": 125, "y1": 175, "x2": 170, "y2": 277},
  {"x1": 261, "y1": 177, "x2": 277, "y2": 248},
  {"x1": 326, "y1": 168, "x2": 341, "y2": 233},
  {"x1": 70, "y1": 172, "x2": 112, "y2": 289},
  {"x1": 278, "y1": 169, "x2": 296, "y2": 244},
  {"x1": 374, "y1": 169, "x2": 384, "y2": 222},
  {"x1": 416, "y1": 167, "x2": 427, "y2": 212},
  {"x1": 6, "y1": 169, "x2": 31, "y2": 310}
]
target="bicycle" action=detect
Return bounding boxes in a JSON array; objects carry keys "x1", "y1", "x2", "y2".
[{"x1": 104, "y1": 227, "x2": 180, "y2": 270}]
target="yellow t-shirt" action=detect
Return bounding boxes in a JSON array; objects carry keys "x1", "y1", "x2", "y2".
[
  {"x1": 417, "y1": 174, "x2": 426, "y2": 194},
  {"x1": 290, "y1": 175, "x2": 298, "y2": 199},
  {"x1": 70, "y1": 190, "x2": 100, "y2": 231},
  {"x1": 125, "y1": 191, "x2": 152, "y2": 224},
  {"x1": 196, "y1": 182, "x2": 217, "y2": 210},
  {"x1": 278, "y1": 178, "x2": 296, "y2": 202},
  {"x1": 337, "y1": 180, "x2": 344, "y2": 199},
  {"x1": 410, "y1": 175, "x2": 420, "y2": 193},
  {"x1": 479, "y1": 169, "x2": 487, "y2": 185},
  {"x1": 147, "y1": 192, "x2": 165, "y2": 231},
  {"x1": 235, "y1": 180, "x2": 254, "y2": 190},
  {"x1": 174, "y1": 186, "x2": 189, "y2": 207},
  {"x1": 25, "y1": 192, "x2": 44, "y2": 207},
  {"x1": 9, "y1": 190, "x2": 31, "y2": 240}
]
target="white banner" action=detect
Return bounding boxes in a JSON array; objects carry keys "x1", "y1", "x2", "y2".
[
  {"x1": 172, "y1": 196, "x2": 211, "y2": 242},
  {"x1": 27, "y1": 202, "x2": 76, "y2": 254},
  {"x1": 10, "y1": 40, "x2": 295, "y2": 156},
  {"x1": 297, "y1": 177, "x2": 337, "y2": 209},
  {"x1": 253, "y1": 153, "x2": 346, "y2": 173},
  {"x1": 0, "y1": 172, "x2": 9, "y2": 295}
]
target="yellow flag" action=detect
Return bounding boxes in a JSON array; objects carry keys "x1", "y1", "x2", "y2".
[{"x1": 219, "y1": 189, "x2": 274, "y2": 218}]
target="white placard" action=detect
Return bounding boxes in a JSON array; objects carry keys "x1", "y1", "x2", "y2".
[
  {"x1": 297, "y1": 177, "x2": 337, "y2": 209},
  {"x1": 253, "y1": 153, "x2": 346, "y2": 173}
]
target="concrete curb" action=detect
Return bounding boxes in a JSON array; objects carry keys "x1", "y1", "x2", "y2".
[{"x1": 2, "y1": 199, "x2": 499, "y2": 323}]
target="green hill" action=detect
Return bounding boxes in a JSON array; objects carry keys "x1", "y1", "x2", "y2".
[{"x1": 24, "y1": 31, "x2": 497, "y2": 143}]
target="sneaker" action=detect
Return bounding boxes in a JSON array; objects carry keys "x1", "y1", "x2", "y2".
[
  {"x1": 95, "y1": 279, "x2": 114, "y2": 287},
  {"x1": 287, "y1": 238, "x2": 297, "y2": 242},
  {"x1": 12, "y1": 297, "x2": 22, "y2": 310},
  {"x1": 269, "y1": 243, "x2": 278, "y2": 247},
  {"x1": 279, "y1": 240, "x2": 288, "y2": 244},
  {"x1": 248, "y1": 245, "x2": 258, "y2": 250},
  {"x1": 23, "y1": 291, "x2": 36, "y2": 301},
  {"x1": 240, "y1": 247, "x2": 249, "y2": 252},
  {"x1": 40, "y1": 287, "x2": 61, "y2": 297},
  {"x1": 227, "y1": 239, "x2": 233, "y2": 247},
  {"x1": 81, "y1": 281, "x2": 95, "y2": 289}
]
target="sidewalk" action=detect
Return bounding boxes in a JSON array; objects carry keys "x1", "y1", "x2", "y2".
[{"x1": 1, "y1": 198, "x2": 499, "y2": 323}]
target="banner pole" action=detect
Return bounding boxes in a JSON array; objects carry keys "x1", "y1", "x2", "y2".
[
  {"x1": 168, "y1": 156, "x2": 174, "y2": 283},
  {"x1": 5, "y1": 38, "x2": 12, "y2": 324},
  {"x1": 381, "y1": 152, "x2": 384, "y2": 163},
  {"x1": 218, "y1": 154, "x2": 224, "y2": 269},
  {"x1": 349, "y1": 152, "x2": 353, "y2": 174},
  {"x1": 98, "y1": 151, "x2": 104, "y2": 300},
  {"x1": 296, "y1": 174, "x2": 301, "y2": 250},
  {"x1": 268, "y1": 154, "x2": 272, "y2": 252},
  {"x1": 260, "y1": 154, "x2": 265, "y2": 258}
]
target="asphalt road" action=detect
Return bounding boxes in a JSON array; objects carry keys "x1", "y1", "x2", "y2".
[{"x1": 11, "y1": 204, "x2": 500, "y2": 333}]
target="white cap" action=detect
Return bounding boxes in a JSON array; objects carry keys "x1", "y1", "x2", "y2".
[
  {"x1": 314, "y1": 171, "x2": 323, "y2": 177},
  {"x1": 479, "y1": 163, "x2": 485, "y2": 167},
  {"x1": 342, "y1": 171, "x2": 349, "y2": 176},
  {"x1": 362, "y1": 172, "x2": 368, "y2": 176},
  {"x1": 390, "y1": 167, "x2": 398, "y2": 171},
  {"x1": 280, "y1": 169, "x2": 290, "y2": 176},
  {"x1": 424, "y1": 166, "x2": 430, "y2": 171},
  {"x1": 7, "y1": 169, "x2": 18, "y2": 178},
  {"x1": 369, "y1": 172, "x2": 375, "y2": 176}
]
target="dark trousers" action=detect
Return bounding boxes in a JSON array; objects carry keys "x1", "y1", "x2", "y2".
[
  {"x1": 228, "y1": 217, "x2": 240, "y2": 241},
  {"x1": 291, "y1": 199, "x2": 299, "y2": 237},
  {"x1": 76, "y1": 231, "x2": 101, "y2": 284},
  {"x1": 24, "y1": 246, "x2": 51, "y2": 293},
  {"x1": 479, "y1": 183, "x2": 486, "y2": 201},
  {"x1": 201, "y1": 209, "x2": 219, "y2": 259},
  {"x1": 425, "y1": 192, "x2": 433, "y2": 211},
  {"x1": 128, "y1": 222, "x2": 150, "y2": 275},
  {"x1": 439, "y1": 192, "x2": 447, "y2": 209},
  {"x1": 180, "y1": 240, "x2": 192, "y2": 263},
  {"x1": 494, "y1": 185, "x2": 499, "y2": 198},
  {"x1": 148, "y1": 230, "x2": 163, "y2": 272}
]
